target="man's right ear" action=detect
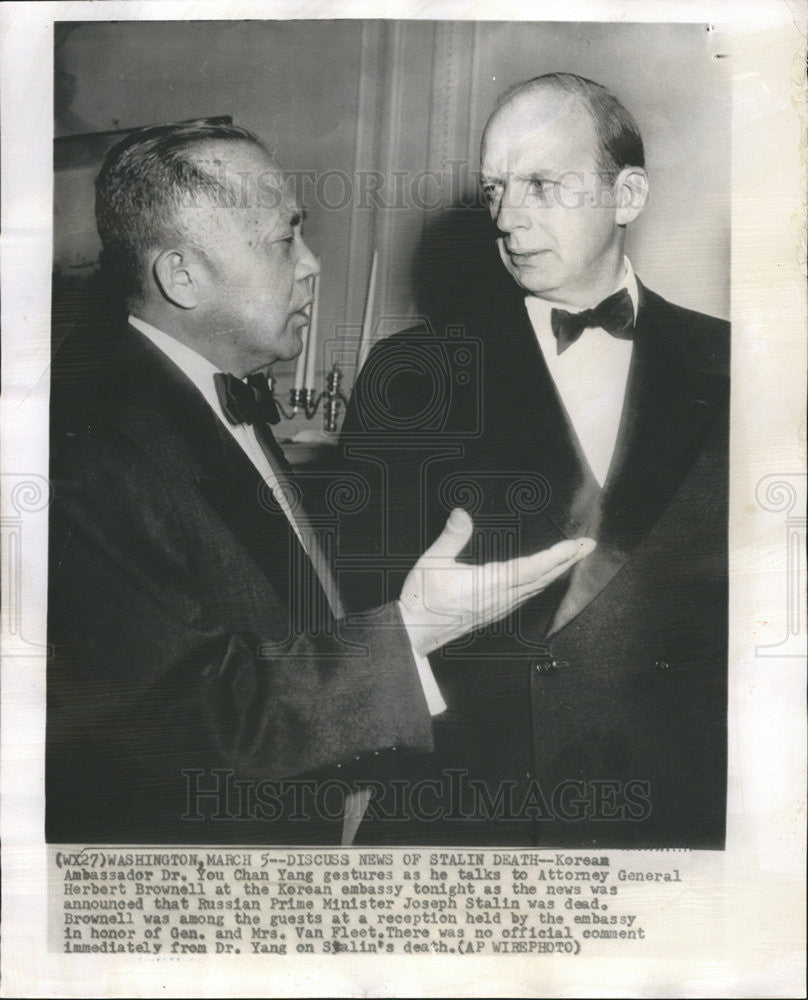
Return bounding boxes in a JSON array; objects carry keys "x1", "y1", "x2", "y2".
[
  {"x1": 614, "y1": 167, "x2": 649, "y2": 226},
  {"x1": 152, "y1": 249, "x2": 200, "y2": 309}
]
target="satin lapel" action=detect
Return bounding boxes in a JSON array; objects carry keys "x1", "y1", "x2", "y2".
[
  {"x1": 100, "y1": 324, "x2": 304, "y2": 597},
  {"x1": 548, "y1": 287, "x2": 727, "y2": 636},
  {"x1": 194, "y1": 426, "x2": 305, "y2": 597},
  {"x1": 480, "y1": 298, "x2": 599, "y2": 552}
]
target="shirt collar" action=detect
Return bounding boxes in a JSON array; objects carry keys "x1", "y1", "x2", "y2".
[
  {"x1": 128, "y1": 314, "x2": 226, "y2": 418},
  {"x1": 524, "y1": 257, "x2": 639, "y2": 335}
]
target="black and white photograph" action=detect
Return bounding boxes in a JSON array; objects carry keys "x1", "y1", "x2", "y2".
[
  {"x1": 1, "y1": 1, "x2": 805, "y2": 997},
  {"x1": 47, "y1": 17, "x2": 731, "y2": 850}
]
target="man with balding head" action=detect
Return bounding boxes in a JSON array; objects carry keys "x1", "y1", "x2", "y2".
[
  {"x1": 47, "y1": 120, "x2": 593, "y2": 845},
  {"x1": 342, "y1": 74, "x2": 729, "y2": 848}
]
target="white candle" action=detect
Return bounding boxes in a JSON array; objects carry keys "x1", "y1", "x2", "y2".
[
  {"x1": 304, "y1": 275, "x2": 319, "y2": 389},
  {"x1": 357, "y1": 249, "x2": 378, "y2": 375},
  {"x1": 293, "y1": 324, "x2": 307, "y2": 391}
]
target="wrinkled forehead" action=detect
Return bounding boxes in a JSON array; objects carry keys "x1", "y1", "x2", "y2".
[{"x1": 481, "y1": 89, "x2": 600, "y2": 176}]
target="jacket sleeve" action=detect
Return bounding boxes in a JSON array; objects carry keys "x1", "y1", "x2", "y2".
[{"x1": 47, "y1": 420, "x2": 435, "y2": 801}]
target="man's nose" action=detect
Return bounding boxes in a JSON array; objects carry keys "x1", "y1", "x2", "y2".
[
  {"x1": 495, "y1": 182, "x2": 529, "y2": 234},
  {"x1": 296, "y1": 237, "x2": 320, "y2": 280}
]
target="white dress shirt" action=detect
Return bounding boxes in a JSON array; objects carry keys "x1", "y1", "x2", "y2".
[
  {"x1": 129, "y1": 315, "x2": 446, "y2": 715},
  {"x1": 524, "y1": 259, "x2": 639, "y2": 487}
]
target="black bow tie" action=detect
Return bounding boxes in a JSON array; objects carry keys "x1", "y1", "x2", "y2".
[
  {"x1": 213, "y1": 372, "x2": 280, "y2": 427},
  {"x1": 549, "y1": 288, "x2": 635, "y2": 355}
]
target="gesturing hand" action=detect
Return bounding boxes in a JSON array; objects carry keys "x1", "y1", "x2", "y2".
[{"x1": 398, "y1": 508, "x2": 596, "y2": 657}]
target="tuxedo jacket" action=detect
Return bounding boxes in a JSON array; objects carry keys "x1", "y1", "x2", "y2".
[
  {"x1": 339, "y1": 280, "x2": 729, "y2": 848},
  {"x1": 46, "y1": 318, "x2": 434, "y2": 845}
]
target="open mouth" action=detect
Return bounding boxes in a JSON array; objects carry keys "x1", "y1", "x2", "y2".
[
  {"x1": 505, "y1": 247, "x2": 547, "y2": 261},
  {"x1": 506, "y1": 248, "x2": 545, "y2": 262}
]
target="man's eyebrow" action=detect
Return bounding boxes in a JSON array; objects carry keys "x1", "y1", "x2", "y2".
[
  {"x1": 517, "y1": 171, "x2": 555, "y2": 183},
  {"x1": 480, "y1": 172, "x2": 555, "y2": 185}
]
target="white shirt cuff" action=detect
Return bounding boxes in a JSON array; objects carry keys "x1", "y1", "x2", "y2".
[{"x1": 410, "y1": 646, "x2": 447, "y2": 716}]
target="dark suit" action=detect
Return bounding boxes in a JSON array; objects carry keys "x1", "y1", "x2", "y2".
[
  {"x1": 46, "y1": 318, "x2": 434, "y2": 844},
  {"x1": 338, "y1": 280, "x2": 728, "y2": 848}
]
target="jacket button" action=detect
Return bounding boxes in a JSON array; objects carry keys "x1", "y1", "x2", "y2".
[{"x1": 655, "y1": 658, "x2": 670, "y2": 672}]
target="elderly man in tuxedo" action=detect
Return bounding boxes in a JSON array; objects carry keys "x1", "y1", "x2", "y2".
[
  {"x1": 46, "y1": 119, "x2": 594, "y2": 845},
  {"x1": 340, "y1": 73, "x2": 729, "y2": 848}
]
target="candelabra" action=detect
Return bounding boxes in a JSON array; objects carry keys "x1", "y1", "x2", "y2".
[{"x1": 268, "y1": 364, "x2": 349, "y2": 433}]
